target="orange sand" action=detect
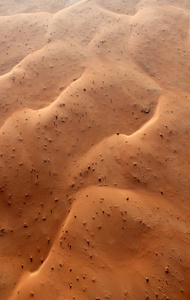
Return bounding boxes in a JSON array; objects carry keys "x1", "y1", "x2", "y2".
[{"x1": 0, "y1": 0, "x2": 190, "y2": 299}]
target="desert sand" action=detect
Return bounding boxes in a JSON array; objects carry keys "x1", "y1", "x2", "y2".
[{"x1": 0, "y1": 0, "x2": 190, "y2": 299}]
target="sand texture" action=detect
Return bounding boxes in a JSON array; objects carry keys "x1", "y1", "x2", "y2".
[{"x1": 0, "y1": 0, "x2": 190, "y2": 299}]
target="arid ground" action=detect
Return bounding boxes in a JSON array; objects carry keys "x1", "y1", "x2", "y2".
[{"x1": 0, "y1": 0, "x2": 190, "y2": 299}]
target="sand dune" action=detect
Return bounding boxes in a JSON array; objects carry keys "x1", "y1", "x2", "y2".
[{"x1": 0, "y1": 0, "x2": 190, "y2": 299}]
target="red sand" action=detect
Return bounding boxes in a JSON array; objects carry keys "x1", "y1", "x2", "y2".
[{"x1": 0, "y1": 0, "x2": 190, "y2": 299}]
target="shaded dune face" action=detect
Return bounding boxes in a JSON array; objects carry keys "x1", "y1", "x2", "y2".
[{"x1": 0, "y1": 0, "x2": 190, "y2": 299}]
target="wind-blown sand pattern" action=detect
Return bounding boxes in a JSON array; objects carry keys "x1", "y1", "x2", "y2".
[{"x1": 0, "y1": 0, "x2": 190, "y2": 299}]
